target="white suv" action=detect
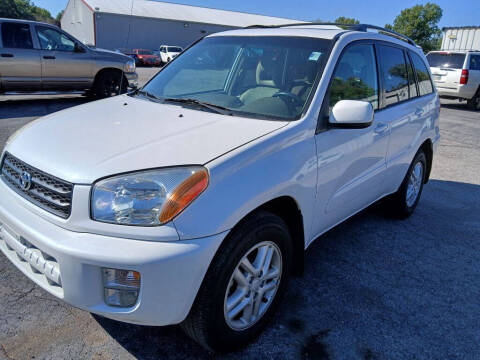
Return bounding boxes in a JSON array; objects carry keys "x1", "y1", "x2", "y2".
[
  {"x1": 427, "y1": 50, "x2": 480, "y2": 110},
  {"x1": 159, "y1": 45, "x2": 183, "y2": 64},
  {"x1": 0, "y1": 24, "x2": 440, "y2": 351}
]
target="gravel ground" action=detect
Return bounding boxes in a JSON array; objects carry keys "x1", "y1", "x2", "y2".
[{"x1": 0, "y1": 69, "x2": 479, "y2": 359}]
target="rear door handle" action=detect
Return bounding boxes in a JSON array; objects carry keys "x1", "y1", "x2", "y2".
[
  {"x1": 1, "y1": 53, "x2": 14, "y2": 58},
  {"x1": 374, "y1": 123, "x2": 389, "y2": 134},
  {"x1": 43, "y1": 55, "x2": 56, "y2": 60},
  {"x1": 415, "y1": 108, "x2": 424, "y2": 116}
]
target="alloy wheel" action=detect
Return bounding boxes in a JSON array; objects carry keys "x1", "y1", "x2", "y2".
[
  {"x1": 406, "y1": 161, "x2": 424, "y2": 207},
  {"x1": 223, "y1": 241, "x2": 282, "y2": 331}
]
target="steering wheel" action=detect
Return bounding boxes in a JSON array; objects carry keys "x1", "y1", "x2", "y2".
[{"x1": 273, "y1": 92, "x2": 303, "y2": 113}]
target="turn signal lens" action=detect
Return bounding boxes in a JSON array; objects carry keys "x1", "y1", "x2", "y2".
[
  {"x1": 159, "y1": 168, "x2": 208, "y2": 224},
  {"x1": 102, "y1": 268, "x2": 141, "y2": 308}
]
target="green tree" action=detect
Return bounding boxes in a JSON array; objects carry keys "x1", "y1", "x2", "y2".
[
  {"x1": 385, "y1": 3, "x2": 443, "y2": 52},
  {"x1": 335, "y1": 16, "x2": 360, "y2": 25},
  {"x1": 56, "y1": 10, "x2": 64, "y2": 22},
  {"x1": 312, "y1": 17, "x2": 360, "y2": 25},
  {"x1": 31, "y1": 5, "x2": 54, "y2": 23},
  {"x1": 0, "y1": 0, "x2": 34, "y2": 20},
  {"x1": 0, "y1": 0, "x2": 55, "y2": 23}
]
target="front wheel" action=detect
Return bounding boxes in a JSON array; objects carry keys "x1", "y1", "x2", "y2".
[
  {"x1": 93, "y1": 71, "x2": 127, "y2": 99},
  {"x1": 383, "y1": 150, "x2": 427, "y2": 219},
  {"x1": 181, "y1": 211, "x2": 292, "y2": 352}
]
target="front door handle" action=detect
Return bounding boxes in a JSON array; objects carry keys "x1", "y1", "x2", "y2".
[
  {"x1": 374, "y1": 123, "x2": 389, "y2": 134},
  {"x1": 1, "y1": 53, "x2": 14, "y2": 58},
  {"x1": 43, "y1": 55, "x2": 56, "y2": 60}
]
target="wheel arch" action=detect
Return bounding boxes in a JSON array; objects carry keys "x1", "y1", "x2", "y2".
[
  {"x1": 227, "y1": 196, "x2": 305, "y2": 276},
  {"x1": 92, "y1": 67, "x2": 126, "y2": 86},
  {"x1": 420, "y1": 139, "x2": 433, "y2": 183}
]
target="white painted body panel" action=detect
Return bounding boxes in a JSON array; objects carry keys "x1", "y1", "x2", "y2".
[
  {"x1": 160, "y1": 51, "x2": 181, "y2": 63},
  {"x1": 0, "y1": 180, "x2": 226, "y2": 326},
  {"x1": 4, "y1": 94, "x2": 287, "y2": 184},
  {"x1": 0, "y1": 28, "x2": 440, "y2": 326}
]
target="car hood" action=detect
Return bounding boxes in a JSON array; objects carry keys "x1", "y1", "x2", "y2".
[
  {"x1": 5, "y1": 95, "x2": 288, "y2": 184},
  {"x1": 91, "y1": 47, "x2": 131, "y2": 60}
]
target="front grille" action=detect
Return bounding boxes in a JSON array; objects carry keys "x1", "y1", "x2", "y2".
[{"x1": 0, "y1": 153, "x2": 73, "y2": 219}]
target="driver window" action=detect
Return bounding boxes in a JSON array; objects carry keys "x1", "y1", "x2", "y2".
[
  {"x1": 328, "y1": 44, "x2": 379, "y2": 110},
  {"x1": 36, "y1": 26, "x2": 75, "y2": 52}
]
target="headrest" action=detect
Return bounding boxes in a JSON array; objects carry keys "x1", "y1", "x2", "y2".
[{"x1": 256, "y1": 50, "x2": 284, "y2": 87}]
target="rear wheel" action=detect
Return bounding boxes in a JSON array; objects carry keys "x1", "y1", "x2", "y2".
[
  {"x1": 92, "y1": 71, "x2": 127, "y2": 99},
  {"x1": 467, "y1": 88, "x2": 480, "y2": 110},
  {"x1": 383, "y1": 150, "x2": 427, "y2": 219},
  {"x1": 181, "y1": 211, "x2": 292, "y2": 352}
]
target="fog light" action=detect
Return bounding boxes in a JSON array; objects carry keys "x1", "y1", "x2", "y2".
[{"x1": 102, "y1": 268, "x2": 141, "y2": 307}]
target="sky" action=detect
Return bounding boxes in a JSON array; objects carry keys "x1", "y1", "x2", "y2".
[{"x1": 36, "y1": 0, "x2": 479, "y2": 28}]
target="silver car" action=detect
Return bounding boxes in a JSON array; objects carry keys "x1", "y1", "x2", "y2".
[{"x1": 0, "y1": 18, "x2": 138, "y2": 98}]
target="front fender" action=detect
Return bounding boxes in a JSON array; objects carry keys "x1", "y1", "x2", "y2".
[{"x1": 173, "y1": 122, "x2": 318, "y2": 244}]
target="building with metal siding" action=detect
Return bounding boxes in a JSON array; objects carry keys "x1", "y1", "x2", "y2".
[
  {"x1": 442, "y1": 26, "x2": 480, "y2": 51},
  {"x1": 61, "y1": 0, "x2": 301, "y2": 50}
]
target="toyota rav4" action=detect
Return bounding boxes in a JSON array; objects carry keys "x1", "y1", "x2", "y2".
[{"x1": 0, "y1": 23, "x2": 440, "y2": 351}]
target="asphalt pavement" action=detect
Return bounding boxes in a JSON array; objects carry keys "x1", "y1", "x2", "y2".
[{"x1": 0, "y1": 69, "x2": 479, "y2": 359}]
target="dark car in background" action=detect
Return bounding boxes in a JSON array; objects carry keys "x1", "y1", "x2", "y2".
[{"x1": 0, "y1": 18, "x2": 138, "y2": 98}]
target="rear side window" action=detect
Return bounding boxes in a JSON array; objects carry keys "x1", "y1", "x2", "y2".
[
  {"x1": 378, "y1": 45, "x2": 409, "y2": 106},
  {"x1": 411, "y1": 52, "x2": 434, "y2": 96},
  {"x1": 328, "y1": 44, "x2": 379, "y2": 110},
  {"x1": 426, "y1": 53, "x2": 466, "y2": 69},
  {"x1": 470, "y1": 55, "x2": 480, "y2": 71},
  {"x1": 1, "y1": 22, "x2": 33, "y2": 49},
  {"x1": 406, "y1": 54, "x2": 418, "y2": 98}
]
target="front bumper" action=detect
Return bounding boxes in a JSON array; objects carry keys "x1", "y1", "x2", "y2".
[
  {"x1": 125, "y1": 72, "x2": 138, "y2": 89},
  {"x1": 0, "y1": 180, "x2": 226, "y2": 326}
]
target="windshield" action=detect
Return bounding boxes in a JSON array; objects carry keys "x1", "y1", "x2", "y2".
[
  {"x1": 139, "y1": 36, "x2": 331, "y2": 120},
  {"x1": 168, "y1": 47, "x2": 183, "y2": 52},
  {"x1": 427, "y1": 53, "x2": 466, "y2": 69},
  {"x1": 138, "y1": 50, "x2": 153, "y2": 55}
]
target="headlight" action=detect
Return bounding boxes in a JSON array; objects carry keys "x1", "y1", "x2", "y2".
[
  {"x1": 124, "y1": 60, "x2": 136, "y2": 73},
  {"x1": 91, "y1": 167, "x2": 208, "y2": 226}
]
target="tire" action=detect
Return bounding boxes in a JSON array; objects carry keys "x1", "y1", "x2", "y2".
[
  {"x1": 92, "y1": 71, "x2": 127, "y2": 99},
  {"x1": 181, "y1": 211, "x2": 293, "y2": 352},
  {"x1": 167, "y1": 57, "x2": 171, "y2": 63},
  {"x1": 467, "y1": 88, "x2": 480, "y2": 111},
  {"x1": 383, "y1": 150, "x2": 427, "y2": 219}
]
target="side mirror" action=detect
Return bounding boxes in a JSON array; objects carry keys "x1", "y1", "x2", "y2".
[
  {"x1": 74, "y1": 42, "x2": 85, "y2": 53},
  {"x1": 329, "y1": 100, "x2": 374, "y2": 129}
]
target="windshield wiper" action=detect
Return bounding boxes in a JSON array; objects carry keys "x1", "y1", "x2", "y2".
[
  {"x1": 162, "y1": 97, "x2": 233, "y2": 115},
  {"x1": 134, "y1": 89, "x2": 163, "y2": 102}
]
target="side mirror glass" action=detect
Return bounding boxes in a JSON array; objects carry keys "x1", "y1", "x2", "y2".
[{"x1": 329, "y1": 100, "x2": 374, "y2": 129}]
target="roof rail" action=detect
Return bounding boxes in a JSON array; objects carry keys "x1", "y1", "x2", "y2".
[
  {"x1": 244, "y1": 22, "x2": 417, "y2": 47},
  {"x1": 350, "y1": 24, "x2": 417, "y2": 46}
]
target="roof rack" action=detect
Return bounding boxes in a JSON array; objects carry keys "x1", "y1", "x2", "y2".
[
  {"x1": 350, "y1": 24, "x2": 417, "y2": 46},
  {"x1": 245, "y1": 23, "x2": 417, "y2": 47}
]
